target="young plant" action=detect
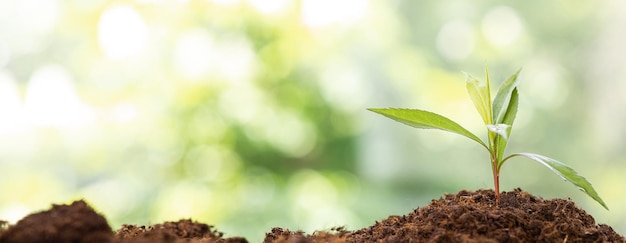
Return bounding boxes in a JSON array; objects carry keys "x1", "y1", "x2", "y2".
[{"x1": 368, "y1": 68, "x2": 608, "y2": 209}]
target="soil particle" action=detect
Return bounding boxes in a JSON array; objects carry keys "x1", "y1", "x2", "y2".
[
  {"x1": 263, "y1": 227, "x2": 350, "y2": 243},
  {"x1": 0, "y1": 188, "x2": 623, "y2": 242}
]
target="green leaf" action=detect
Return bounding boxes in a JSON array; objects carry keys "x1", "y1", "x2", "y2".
[
  {"x1": 499, "y1": 88, "x2": 519, "y2": 128},
  {"x1": 368, "y1": 108, "x2": 488, "y2": 149},
  {"x1": 465, "y1": 71, "x2": 492, "y2": 125},
  {"x1": 495, "y1": 88, "x2": 519, "y2": 161},
  {"x1": 502, "y1": 152, "x2": 608, "y2": 210},
  {"x1": 492, "y1": 69, "x2": 521, "y2": 124}
]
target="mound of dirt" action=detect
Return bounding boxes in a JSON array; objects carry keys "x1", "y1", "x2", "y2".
[
  {"x1": 0, "y1": 200, "x2": 112, "y2": 243},
  {"x1": 266, "y1": 189, "x2": 624, "y2": 242},
  {"x1": 0, "y1": 189, "x2": 623, "y2": 242}
]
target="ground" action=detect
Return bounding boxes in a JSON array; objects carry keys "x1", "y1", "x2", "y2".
[{"x1": 0, "y1": 188, "x2": 623, "y2": 242}]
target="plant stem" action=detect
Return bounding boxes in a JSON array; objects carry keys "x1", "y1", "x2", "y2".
[
  {"x1": 491, "y1": 154, "x2": 500, "y2": 205},
  {"x1": 488, "y1": 131, "x2": 501, "y2": 206}
]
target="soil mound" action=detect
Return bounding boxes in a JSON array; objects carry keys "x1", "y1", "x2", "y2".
[
  {"x1": 348, "y1": 188, "x2": 624, "y2": 242},
  {"x1": 264, "y1": 188, "x2": 624, "y2": 242},
  {"x1": 0, "y1": 200, "x2": 111, "y2": 243},
  {"x1": 1, "y1": 189, "x2": 623, "y2": 242}
]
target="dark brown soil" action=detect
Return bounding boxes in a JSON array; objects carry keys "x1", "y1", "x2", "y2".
[{"x1": 0, "y1": 189, "x2": 623, "y2": 243}]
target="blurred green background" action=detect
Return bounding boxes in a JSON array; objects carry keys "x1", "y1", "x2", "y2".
[{"x1": 1, "y1": 0, "x2": 625, "y2": 241}]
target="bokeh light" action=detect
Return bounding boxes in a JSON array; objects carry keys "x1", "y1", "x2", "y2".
[
  {"x1": 482, "y1": 6, "x2": 524, "y2": 48},
  {"x1": 436, "y1": 20, "x2": 476, "y2": 61},
  {"x1": 98, "y1": 5, "x2": 148, "y2": 60}
]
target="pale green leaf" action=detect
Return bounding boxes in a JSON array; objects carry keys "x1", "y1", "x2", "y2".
[
  {"x1": 502, "y1": 152, "x2": 608, "y2": 210},
  {"x1": 492, "y1": 69, "x2": 521, "y2": 124},
  {"x1": 465, "y1": 71, "x2": 492, "y2": 125},
  {"x1": 495, "y1": 88, "x2": 519, "y2": 161},
  {"x1": 487, "y1": 124, "x2": 510, "y2": 140},
  {"x1": 368, "y1": 108, "x2": 487, "y2": 149}
]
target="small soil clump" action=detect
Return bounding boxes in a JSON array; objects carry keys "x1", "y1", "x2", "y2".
[
  {"x1": 115, "y1": 219, "x2": 248, "y2": 243},
  {"x1": 0, "y1": 188, "x2": 623, "y2": 242}
]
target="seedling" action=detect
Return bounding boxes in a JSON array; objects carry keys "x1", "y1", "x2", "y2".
[{"x1": 369, "y1": 68, "x2": 608, "y2": 209}]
